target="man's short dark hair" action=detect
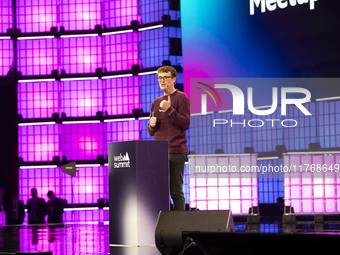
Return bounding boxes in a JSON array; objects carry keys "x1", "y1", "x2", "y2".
[
  {"x1": 157, "y1": 66, "x2": 178, "y2": 79},
  {"x1": 47, "y1": 191, "x2": 54, "y2": 197}
]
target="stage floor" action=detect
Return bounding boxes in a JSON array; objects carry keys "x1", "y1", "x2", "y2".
[{"x1": 0, "y1": 218, "x2": 340, "y2": 255}]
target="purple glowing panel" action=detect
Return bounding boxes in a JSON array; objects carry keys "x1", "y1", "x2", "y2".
[
  {"x1": 61, "y1": 36, "x2": 102, "y2": 74},
  {"x1": 19, "y1": 124, "x2": 60, "y2": 162},
  {"x1": 104, "y1": 76, "x2": 141, "y2": 115},
  {"x1": 60, "y1": 166, "x2": 109, "y2": 204},
  {"x1": 140, "y1": 27, "x2": 182, "y2": 68},
  {"x1": 284, "y1": 153, "x2": 340, "y2": 214},
  {"x1": 16, "y1": 0, "x2": 58, "y2": 33},
  {"x1": 19, "y1": 224, "x2": 110, "y2": 254},
  {"x1": 19, "y1": 166, "x2": 109, "y2": 215},
  {"x1": 0, "y1": 0, "x2": 12, "y2": 33},
  {"x1": 61, "y1": 123, "x2": 104, "y2": 160},
  {"x1": 19, "y1": 167, "x2": 60, "y2": 207},
  {"x1": 103, "y1": 32, "x2": 140, "y2": 72},
  {"x1": 102, "y1": 0, "x2": 140, "y2": 28},
  {"x1": 104, "y1": 120, "x2": 140, "y2": 152},
  {"x1": 60, "y1": 0, "x2": 101, "y2": 31},
  {"x1": 138, "y1": 0, "x2": 164, "y2": 24},
  {"x1": 18, "y1": 82, "x2": 59, "y2": 119},
  {"x1": 62, "y1": 209, "x2": 109, "y2": 223},
  {"x1": 189, "y1": 155, "x2": 258, "y2": 215},
  {"x1": 60, "y1": 79, "x2": 103, "y2": 117},
  {"x1": 17, "y1": 38, "x2": 58, "y2": 76},
  {"x1": 0, "y1": 39, "x2": 13, "y2": 76}
]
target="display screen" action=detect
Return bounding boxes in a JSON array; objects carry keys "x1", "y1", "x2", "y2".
[{"x1": 181, "y1": 0, "x2": 340, "y2": 98}]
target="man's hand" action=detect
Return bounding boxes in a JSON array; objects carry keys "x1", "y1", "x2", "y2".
[
  {"x1": 150, "y1": 111, "x2": 157, "y2": 127},
  {"x1": 160, "y1": 95, "x2": 171, "y2": 111}
]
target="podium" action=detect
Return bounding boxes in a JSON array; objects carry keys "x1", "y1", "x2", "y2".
[{"x1": 108, "y1": 140, "x2": 170, "y2": 248}]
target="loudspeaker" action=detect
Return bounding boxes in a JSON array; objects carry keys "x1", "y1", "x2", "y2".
[{"x1": 155, "y1": 210, "x2": 234, "y2": 255}]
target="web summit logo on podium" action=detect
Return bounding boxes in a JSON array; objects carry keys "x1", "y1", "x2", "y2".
[{"x1": 113, "y1": 152, "x2": 130, "y2": 168}]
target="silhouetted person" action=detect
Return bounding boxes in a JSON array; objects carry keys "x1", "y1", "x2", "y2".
[
  {"x1": 27, "y1": 188, "x2": 46, "y2": 224},
  {"x1": 0, "y1": 187, "x2": 4, "y2": 212},
  {"x1": 6, "y1": 193, "x2": 25, "y2": 225},
  {"x1": 46, "y1": 191, "x2": 64, "y2": 224}
]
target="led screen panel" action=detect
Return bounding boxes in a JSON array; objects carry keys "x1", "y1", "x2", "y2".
[{"x1": 181, "y1": 1, "x2": 340, "y2": 99}]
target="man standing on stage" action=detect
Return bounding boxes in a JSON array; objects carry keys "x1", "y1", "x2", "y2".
[
  {"x1": 147, "y1": 66, "x2": 190, "y2": 211},
  {"x1": 46, "y1": 191, "x2": 65, "y2": 224},
  {"x1": 27, "y1": 188, "x2": 46, "y2": 224}
]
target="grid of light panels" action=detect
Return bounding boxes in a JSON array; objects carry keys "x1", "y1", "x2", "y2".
[
  {"x1": 250, "y1": 107, "x2": 284, "y2": 153},
  {"x1": 16, "y1": 0, "x2": 58, "y2": 33},
  {"x1": 60, "y1": 79, "x2": 103, "y2": 117},
  {"x1": 103, "y1": 32, "x2": 140, "y2": 72},
  {"x1": 284, "y1": 153, "x2": 340, "y2": 214},
  {"x1": 0, "y1": 39, "x2": 13, "y2": 76},
  {"x1": 18, "y1": 124, "x2": 60, "y2": 162},
  {"x1": 190, "y1": 100, "x2": 340, "y2": 210},
  {"x1": 59, "y1": 0, "x2": 102, "y2": 31},
  {"x1": 19, "y1": 165, "x2": 109, "y2": 206},
  {"x1": 19, "y1": 223, "x2": 110, "y2": 254},
  {"x1": 17, "y1": 38, "x2": 58, "y2": 76},
  {"x1": 138, "y1": 0, "x2": 163, "y2": 24},
  {"x1": 104, "y1": 76, "x2": 141, "y2": 115},
  {"x1": 317, "y1": 100, "x2": 340, "y2": 148},
  {"x1": 139, "y1": 73, "x2": 162, "y2": 113},
  {"x1": 140, "y1": 27, "x2": 182, "y2": 68},
  {"x1": 190, "y1": 101, "x2": 340, "y2": 155},
  {"x1": 102, "y1": 0, "x2": 140, "y2": 28},
  {"x1": 13, "y1": 0, "x2": 183, "y2": 209},
  {"x1": 0, "y1": 0, "x2": 12, "y2": 33},
  {"x1": 189, "y1": 155, "x2": 258, "y2": 215},
  {"x1": 190, "y1": 112, "x2": 250, "y2": 155},
  {"x1": 258, "y1": 158, "x2": 284, "y2": 203},
  {"x1": 18, "y1": 81, "x2": 59, "y2": 119},
  {"x1": 61, "y1": 123, "x2": 104, "y2": 160},
  {"x1": 60, "y1": 36, "x2": 102, "y2": 74},
  {"x1": 283, "y1": 103, "x2": 317, "y2": 151}
]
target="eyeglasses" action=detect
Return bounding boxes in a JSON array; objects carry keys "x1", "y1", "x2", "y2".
[{"x1": 157, "y1": 76, "x2": 173, "y2": 81}]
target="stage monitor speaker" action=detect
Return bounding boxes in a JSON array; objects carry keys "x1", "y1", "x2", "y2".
[{"x1": 155, "y1": 210, "x2": 234, "y2": 255}]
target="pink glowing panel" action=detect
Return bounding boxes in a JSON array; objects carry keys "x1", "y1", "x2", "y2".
[
  {"x1": 61, "y1": 123, "x2": 104, "y2": 160},
  {"x1": 16, "y1": 0, "x2": 58, "y2": 33},
  {"x1": 0, "y1": 0, "x2": 12, "y2": 33},
  {"x1": 189, "y1": 154, "x2": 258, "y2": 215},
  {"x1": 61, "y1": 36, "x2": 102, "y2": 74},
  {"x1": 104, "y1": 120, "x2": 141, "y2": 152},
  {"x1": 18, "y1": 38, "x2": 58, "y2": 76},
  {"x1": 19, "y1": 124, "x2": 60, "y2": 162},
  {"x1": 0, "y1": 39, "x2": 13, "y2": 76},
  {"x1": 19, "y1": 167, "x2": 61, "y2": 207},
  {"x1": 18, "y1": 82, "x2": 59, "y2": 119},
  {"x1": 60, "y1": 0, "x2": 101, "y2": 31},
  {"x1": 284, "y1": 153, "x2": 340, "y2": 214},
  {"x1": 60, "y1": 79, "x2": 103, "y2": 117},
  {"x1": 102, "y1": 0, "x2": 140, "y2": 28},
  {"x1": 60, "y1": 166, "x2": 109, "y2": 204},
  {"x1": 104, "y1": 76, "x2": 141, "y2": 115},
  {"x1": 103, "y1": 32, "x2": 140, "y2": 72},
  {"x1": 19, "y1": 166, "x2": 109, "y2": 220},
  {"x1": 19, "y1": 223, "x2": 110, "y2": 254}
]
